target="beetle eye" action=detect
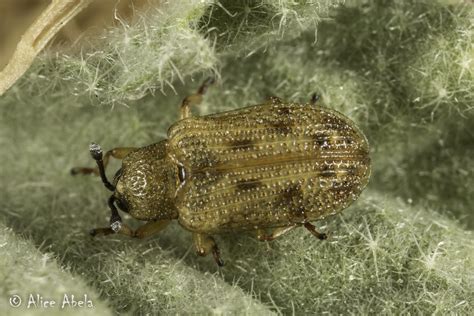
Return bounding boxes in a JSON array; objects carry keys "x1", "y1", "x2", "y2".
[{"x1": 178, "y1": 165, "x2": 186, "y2": 183}]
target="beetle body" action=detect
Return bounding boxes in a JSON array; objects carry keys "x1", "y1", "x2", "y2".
[
  {"x1": 116, "y1": 100, "x2": 370, "y2": 233},
  {"x1": 75, "y1": 85, "x2": 370, "y2": 266}
]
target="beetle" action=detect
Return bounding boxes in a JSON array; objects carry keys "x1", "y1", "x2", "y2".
[{"x1": 71, "y1": 78, "x2": 371, "y2": 266}]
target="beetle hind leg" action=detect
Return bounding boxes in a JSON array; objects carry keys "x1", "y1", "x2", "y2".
[
  {"x1": 303, "y1": 222, "x2": 327, "y2": 240},
  {"x1": 192, "y1": 233, "x2": 224, "y2": 267}
]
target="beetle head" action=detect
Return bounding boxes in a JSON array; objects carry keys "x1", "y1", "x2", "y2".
[{"x1": 112, "y1": 141, "x2": 178, "y2": 221}]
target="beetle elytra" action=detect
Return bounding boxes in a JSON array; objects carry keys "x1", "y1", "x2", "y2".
[{"x1": 72, "y1": 78, "x2": 371, "y2": 266}]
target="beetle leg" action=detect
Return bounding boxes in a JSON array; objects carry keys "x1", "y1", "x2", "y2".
[
  {"x1": 255, "y1": 225, "x2": 297, "y2": 241},
  {"x1": 91, "y1": 220, "x2": 170, "y2": 239},
  {"x1": 134, "y1": 220, "x2": 171, "y2": 239},
  {"x1": 89, "y1": 223, "x2": 134, "y2": 238},
  {"x1": 180, "y1": 77, "x2": 215, "y2": 119},
  {"x1": 192, "y1": 233, "x2": 224, "y2": 267},
  {"x1": 71, "y1": 147, "x2": 136, "y2": 176},
  {"x1": 310, "y1": 93, "x2": 321, "y2": 105},
  {"x1": 90, "y1": 195, "x2": 134, "y2": 238},
  {"x1": 303, "y1": 222, "x2": 327, "y2": 240},
  {"x1": 89, "y1": 227, "x2": 115, "y2": 237}
]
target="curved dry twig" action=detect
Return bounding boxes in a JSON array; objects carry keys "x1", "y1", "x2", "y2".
[{"x1": 0, "y1": 0, "x2": 93, "y2": 96}]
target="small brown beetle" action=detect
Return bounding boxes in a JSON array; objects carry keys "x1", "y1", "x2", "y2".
[{"x1": 72, "y1": 79, "x2": 371, "y2": 266}]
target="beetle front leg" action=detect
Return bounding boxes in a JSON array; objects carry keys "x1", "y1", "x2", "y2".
[
  {"x1": 90, "y1": 223, "x2": 134, "y2": 238},
  {"x1": 71, "y1": 146, "x2": 136, "y2": 176},
  {"x1": 255, "y1": 225, "x2": 297, "y2": 241},
  {"x1": 134, "y1": 220, "x2": 171, "y2": 239},
  {"x1": 90, "y1": 195, "x2": 134, "y2": 237},
  {"x1": 90, "y1": 220, "x2": 171, "y2": 239},
  {"x1": 180, "y1": 77, "x2": 215, "y2": 119},
  {"x1": 192, "y1": 233, "x2": 224, "y2": 266}
]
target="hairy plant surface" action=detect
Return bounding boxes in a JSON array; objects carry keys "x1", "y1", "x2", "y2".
[{"x1": 0, "y1": 0, "x2": 472, "y2": 315}]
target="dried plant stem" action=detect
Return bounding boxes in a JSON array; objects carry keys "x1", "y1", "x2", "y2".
[{"x1": 0, "y1": 0, "x2": 93, "y2": 95}]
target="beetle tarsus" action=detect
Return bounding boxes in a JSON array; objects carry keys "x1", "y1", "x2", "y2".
[
  {"x1": 180, "y1": 77, "x2": 216, "y2": 119},
  {"x1": 212, "y1": 245, "x2": 224, "y2": 267},
  {"x1": 304, "y1": 222, "x2": 328, "y2": 240},
  {"x1": 310, "y1": 93, "x2": 320, "y2": 105},
  {"x1": 193, "y1": 233, "x2": 225, "y2": 266},
  {"x1": 317, "y1": 232, "x2": 328, "y2": 240},
  {"x1": 198, "y1": 76, "x2": 216, "y2": 94}
]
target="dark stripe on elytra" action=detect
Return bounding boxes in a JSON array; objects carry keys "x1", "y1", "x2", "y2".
[
  {"x1": 277, "y1": 106, "x2": 291, "y2": 115},
  {"x1": 192, "y1": 167, "x2": 226, "y2": 183},
  {"x1": 263, "y1": 183, "x2": 309, "y2": 222},
  {"x1": 329, "y1": 185, "x2": 355, "y2": 200},
  {"x1": 235, "y1": 179, "x2": 263, "y2": 191},
  {"x1": 281, "y1": 183, "x2": 303, "y2": 201},
  {"x1": 181, "y1": 136, "x2": 221, "y2": 168},
  {"x1": 229, "y1": 138, "x2": 255, "y2": 150},
  {"x1": 270, "y1": 120, "x2": 293, "y2": 134},
  {"x1": 342, "y1": 180, "x2": 356, "y2": 190},
  {"x1": 323, "y1": 115, "x2": 349, "y2": 132},
  {"x1": 320, "y1": 164, "x2": 334, "y2": 178},
  {"x1": 194, "y1": 154, "x2": 220, "y2": 168},
  {"x1": 281, "y1": 183, "x2": 307, "y2": 221},
  {"x1": 328, "y1": 179, "x2": 358, "y2": 197},
  {"x1": 313, "y1": 132, "x2": 331, "y2": 148},
  {"x1": 345, "y1": 165, "x2": 357, "y2": 176}
]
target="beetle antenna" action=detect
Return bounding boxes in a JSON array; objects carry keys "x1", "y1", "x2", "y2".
[{"x1": 89, "y1": 142, "x2": 115, "y2": 191}]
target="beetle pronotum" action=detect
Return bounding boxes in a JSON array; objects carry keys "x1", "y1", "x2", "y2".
[{"x1": 72, "y1": 78, "x2": 371, "y2": 266}]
